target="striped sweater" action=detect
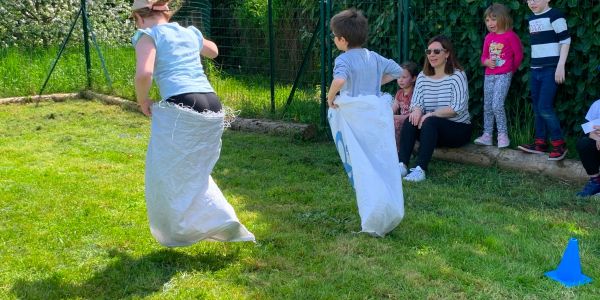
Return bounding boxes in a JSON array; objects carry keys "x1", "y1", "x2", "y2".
[
  {"x1": 527, "y1": 8, "x2": 571, "y2": 68},
  {"x1": 409, "y1": 70, "x2": 470, "y2": 124}
]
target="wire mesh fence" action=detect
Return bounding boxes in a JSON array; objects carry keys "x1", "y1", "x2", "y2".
[{"x1": 1, "y1": 0, "x2": 598, "y2": 132}]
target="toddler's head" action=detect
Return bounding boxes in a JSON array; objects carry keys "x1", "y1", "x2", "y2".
[
  {"x1": 484, "y1": 3, "x2": 512, "y2": 33},
  {"x1": 330, "y1": 9, "x2": 368, "y2": 49},
  {"x1": 397, "y1": 61, "x2": 418, "y2": 90}
]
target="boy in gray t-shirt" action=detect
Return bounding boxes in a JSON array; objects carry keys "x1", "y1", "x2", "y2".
[
  {"x1": 326, "y1": 8, "x2": 405, "y2": 237},
  {"x1": 327, "y1": 10, "x2": 402, "y2": 106}
]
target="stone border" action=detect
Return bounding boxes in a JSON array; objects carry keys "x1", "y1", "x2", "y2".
[{"x1": 0, "y1": 92, "x2": 587, "y2": 182}]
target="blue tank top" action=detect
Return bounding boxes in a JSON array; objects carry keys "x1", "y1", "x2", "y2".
[{"x1": 132, "y1": 23, "x2": 214, "y2": 100}]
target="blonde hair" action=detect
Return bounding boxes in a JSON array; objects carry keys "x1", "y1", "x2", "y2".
[
  {"x1": 132, "y1": 0, "x2": 176, "y2": 19},
  {"x1": 484, "y1": 3, "x2": 513, "y2": 31}
]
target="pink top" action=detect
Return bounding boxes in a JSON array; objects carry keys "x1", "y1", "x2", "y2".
[
  {"x1": 480, "y1": 30, "x2": 523, "y2": 75},
  {"x1": 392, "y1": 88, "x2": 413, "y2": 115}
]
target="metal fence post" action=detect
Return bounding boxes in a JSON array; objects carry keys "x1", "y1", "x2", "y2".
[
  {"x1": 402, "y1": 0, "x2": 409, "y2": 63},
  {"x1": 81, "y1": 0, "x2": 92, "y2": 89},
  {"x1": 320, "y1": 0, "x2": 327, "y2": 128},
  {"x1": 268, "y1": 0, "x2": 275, "y2": 114},
  {"x1": 397, "y1": 0, "x2": 402, "y2": 62}
]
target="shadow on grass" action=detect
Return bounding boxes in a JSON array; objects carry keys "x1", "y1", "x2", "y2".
[{"x1": 11, "y1": 248, "x2": 238, "y2": 299}]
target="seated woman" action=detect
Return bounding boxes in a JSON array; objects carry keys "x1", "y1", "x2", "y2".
[{"x1": 398, "y1": 35, "x2": 472, "y2": 182}]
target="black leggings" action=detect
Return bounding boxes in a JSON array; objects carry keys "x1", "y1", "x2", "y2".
[
  {"x1": 166, "y1": 92, "x2": 222, "y2": 113},
  {"x1": 398, "y1": 117, "x2": 472, "y2": 171},
  {"x1": 576, "y1": 135, "x2": 600, "y2": 176}
]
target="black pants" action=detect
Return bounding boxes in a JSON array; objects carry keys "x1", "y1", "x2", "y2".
[
  {"x1": 166, "y1": 92, "x2": 222, "y2": 113},
  {"x1": 398, "y1": 117, "x2": 472, "y2": 171},
  {"x1": 576, "y1": 135, "x2": 600, "y2": 176}
]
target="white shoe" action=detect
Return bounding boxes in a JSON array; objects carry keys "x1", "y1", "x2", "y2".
[
  {"x1": 404, "y1": 166, "x2": 426, "y2": 182},
  {"x1": 474, "y1": 133, "x2": 493, "y2": 146},
  {"x1": 399, "y1": 162, "x2": 408, "y2": 177}
]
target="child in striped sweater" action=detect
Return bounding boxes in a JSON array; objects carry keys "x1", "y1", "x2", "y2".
[{"x1": 517, "y1": 0, "x2": 571, "y2": 161}]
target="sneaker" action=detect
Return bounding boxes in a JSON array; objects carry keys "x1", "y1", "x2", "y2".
[
  {"x1": 474, "y1": 133, "x2": 493, "y2": 146},
  {"x1": 518, "y1": 138, "x2": 548, "y2": 154},
  {"x1": 576, "y1": 178, "x2": 600, "y2": 197},
  {"x1": 399, "y1": 162, "x2": 408, "y2": 178},
  {"x1": 548, "y1": 140, "x2": 568, "y2": 161},
  {"x1": 497, "y1": 133, "x2": 510, "y2": 148},
  {"x1": 404, "y1": 166, "x2": 426, "y2": 182}
]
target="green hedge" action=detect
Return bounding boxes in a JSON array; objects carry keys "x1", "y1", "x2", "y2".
[
  {"x1": 404, "y1": 0, "x2": 600, "y2": 136},
  {"x1": 212, "y1": 0, "x2": 599, "y2": 135}
]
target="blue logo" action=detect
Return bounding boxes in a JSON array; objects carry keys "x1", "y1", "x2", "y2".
[{"x1": 335, "y1": 131, "x2": 354, "y2": 187}]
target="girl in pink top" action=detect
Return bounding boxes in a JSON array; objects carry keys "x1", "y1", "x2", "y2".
[
  {"x1": 392, "y1": 61, "x2": 418, "y2": 153},
  {"x1": 474, "y1": 3, "x2": 523, "y2": 148}
]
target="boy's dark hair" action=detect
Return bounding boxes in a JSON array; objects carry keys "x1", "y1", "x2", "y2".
[
  {"x1": 422, "y1": 35, "x2": 463, "y2": 76},
  {"x1": 330, "y1": 8, "x2": 368, "y2": 48},
  {"x1": 484, "y1": 3, "x2": 513, "y2": 31},
  {"x1": 401, "y1": 61, "x2": 419, "y2": 78}
]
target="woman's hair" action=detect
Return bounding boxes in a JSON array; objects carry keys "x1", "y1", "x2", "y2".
[
  {"x1": 484, "y1": 3, "x2": 513, "y2": 31},
  {"x1": 401, "y1": 61, "x2": 419, "y2": 78},
  {"x1": 422, "y1": 35, "x2": 463, "y2": 76},
  {"x1": 330, "y1": 8, "x2": 368, "y2": 48},
  {"x1": 132, "y1": 0, "x2": 176, "y2": 19}
]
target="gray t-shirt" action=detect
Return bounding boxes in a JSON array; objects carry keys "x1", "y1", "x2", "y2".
[{"x1": 333, "y1": 48, "x2": 402, "y2": 97}]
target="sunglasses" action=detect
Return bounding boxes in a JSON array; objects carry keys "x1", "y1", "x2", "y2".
[
  {"x1": 425, "y1": 48, "x2": 446, "y2": 55},
  {"x1": 330, "y1": 32, "x2": 337, "y2": 39}
]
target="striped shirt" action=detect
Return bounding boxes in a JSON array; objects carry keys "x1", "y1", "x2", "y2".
[
  {"x1": 410, "y1": 70, "x2": 470, "y2": 124},
  {"x1": 527, "y1": 8, "x2": 571, "y2": 68}
]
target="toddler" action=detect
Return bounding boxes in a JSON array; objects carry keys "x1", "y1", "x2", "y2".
[
  {"x1": 474, "y1": 3, "x2": 523, "y2": 148},
  {"x1": 392, "y1": 61, "x2": 418, "y2": 153}
]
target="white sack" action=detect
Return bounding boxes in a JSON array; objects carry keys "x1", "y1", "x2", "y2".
[
  {"x1": 145, "y1": 102, "x2": 255, "y2": 247},
  {"x1": 328, "y1": 94, "x2": 404, "y2": 237}
]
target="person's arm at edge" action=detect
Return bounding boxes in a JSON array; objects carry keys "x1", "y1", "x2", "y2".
[
  {"x1": 135, "y1": 35, "x2": 156, "y2": 117},
  {"x1": 555, "y1": 43, "x2": 570, "y2": 84},
  {"x1": 381, "y1": 56, "x2": 402, "y2": 85},
  {"x1": 327, "y1": 78, "x2": 345, "y2": 108},
  {"x1": 381, "y1": 74, "x2": 396, "y2": 85},
  {"x1": 554, "y1": 12, "x2": 571, "y2": 84},
  {"x1": 511, "y1": 32, "x2": 524, "y2": 73},
  {"x1": 201, "y1": 38, "x2": 218, "y2": 59}
]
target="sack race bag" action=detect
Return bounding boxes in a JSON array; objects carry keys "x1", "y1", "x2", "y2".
[
  {"x1": 145, "y1": 102, "x2": 255, "y2": 247},
  {"x1": 328, "y1": 94, "x2": 404, "y2": 237}
]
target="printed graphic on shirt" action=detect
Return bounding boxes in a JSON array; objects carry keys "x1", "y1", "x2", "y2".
[
  {"x1": 489, "y1": 42, "x2": 506, "y2": 67},
  {"x1": 529, "y1": 18, "x2": 550, "y2": 34}
]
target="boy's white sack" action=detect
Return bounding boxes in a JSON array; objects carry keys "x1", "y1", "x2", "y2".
[
  {"x1": 145, "y1": 102, "x2": 255, "y2": 247},
  {"x1": 328, "y1": 94, "x2": 404, "y2": 237}
]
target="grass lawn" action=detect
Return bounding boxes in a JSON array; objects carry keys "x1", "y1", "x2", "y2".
[{"x1": 1, "y1": 100, "x2": 599, "y2": 299}]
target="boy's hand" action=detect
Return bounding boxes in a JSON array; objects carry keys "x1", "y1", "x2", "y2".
[
  {"x1": 589, "y1": 128, "x2": 600, "y2": 143},
  {"x1": 591, "y1": 131, "x2": 600, "y2": 150},
  {"x1": 327, "y1": 96, "x2": 338, "y2": 108},
  {"x1": 555, "y1": 65, "x2": 566, "y2": 84},
  {"x1": 483, "y1": 58, "x2": 495, "y2": 69}
]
